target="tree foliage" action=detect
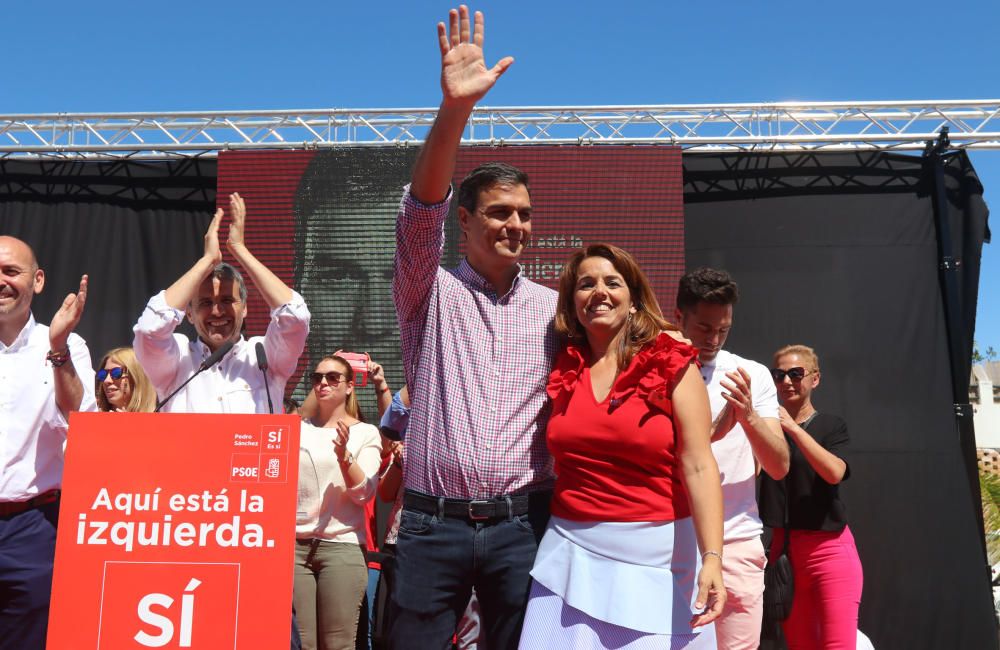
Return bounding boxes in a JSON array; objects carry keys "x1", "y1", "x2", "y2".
[
  {"x1": 973, "y1": 341, "x2": 998, "y2": 364},
  {"x1": 980, "y1": 469, "x2": 1000, "y2": 565}
]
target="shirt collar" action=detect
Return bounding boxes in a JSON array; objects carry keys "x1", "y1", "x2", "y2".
[
  {"x1": 194, "y1": 335, "x2": 244, "y2": 362},
  {"x1": 455, "y1": 258, "x2": 524, "y2": 299},
  {"x1": 0, "y1": 312, "x2": 36, "y2": 353}
]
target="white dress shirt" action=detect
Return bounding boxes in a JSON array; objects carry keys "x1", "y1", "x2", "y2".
[
  {"x1": 0, "y1": 314, "x2": 97, "y2": 502},
  {"x1": 132, "y1": 290, "x2": 310, "y2": 414}
]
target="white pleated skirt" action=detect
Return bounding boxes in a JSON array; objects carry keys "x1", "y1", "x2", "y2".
[{"x1": 518, "y1": 516, "x2": 717, "y2": 650}]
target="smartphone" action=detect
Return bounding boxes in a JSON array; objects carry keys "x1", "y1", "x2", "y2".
[{"x1": 338, "y1": 352, "x2": 369, "y2": 387}]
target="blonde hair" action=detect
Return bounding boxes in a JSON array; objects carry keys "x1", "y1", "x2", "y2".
[
  {"x1": 95, "y1": 347, "x2": 157, "y2": 412},
  {"x1": 773, "y1": 344, "x2": 820, "y2": 373}
]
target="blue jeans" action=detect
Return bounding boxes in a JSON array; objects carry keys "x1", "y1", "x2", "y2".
[
  {"x1": 386, "y1": 491, "x2": 550, "y2": 650},
  {"x1": 363, "y1": 565, "x2": 379, "y2": 649}
]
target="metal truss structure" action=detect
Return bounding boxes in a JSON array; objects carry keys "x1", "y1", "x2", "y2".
[{"x1": 2, "y1": 100, "x2": 999, "y2": 159}]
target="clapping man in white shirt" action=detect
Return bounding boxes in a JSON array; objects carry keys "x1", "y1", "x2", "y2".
[
  {"x1": 0, "y1": 236, "x2": 97, "y2": 649},
  {"x1": 133, "y1": 193, "x2": 309, "y2": 414},
  {"x1": 675, "y1": 268, "x2": 790, "y2": 650}
]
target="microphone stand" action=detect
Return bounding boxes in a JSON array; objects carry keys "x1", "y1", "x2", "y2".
[
  {"x1": 255, "y1": 342, "x2": 274, "y2": 415},
  {"x1": 155, "y1": 340, "x2": 235, "y2": 413}
]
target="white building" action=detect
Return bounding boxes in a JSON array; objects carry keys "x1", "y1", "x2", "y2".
[{"x1": 973, "y1": 361, "x2": 1000, "y2": 449}]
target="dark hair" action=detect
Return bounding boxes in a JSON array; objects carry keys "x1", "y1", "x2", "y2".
[
  {"x1": 555, "y1": 243, "x2": 676, "y2": 371},
  {"x1": 211, "y1": 262, "x2": 248, "y2": 304},
  {"x1": 457, "y1": 162, "x2": 530, "y2": 214},
  {"x1": 676, "y1": 267, "x2": 739, "y2": 312}
]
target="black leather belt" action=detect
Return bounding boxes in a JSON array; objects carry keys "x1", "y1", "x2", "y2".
[{"x1": 404, "y1": 489, "x2": 534, "y2": 522}]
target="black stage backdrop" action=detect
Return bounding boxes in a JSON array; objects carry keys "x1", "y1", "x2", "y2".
[
  {"x1": 684, "y1": 150, "x2": 994, "y2": 650},
  {"x1": 0, "y1": 159, "x2": 216, "y2": 366}
]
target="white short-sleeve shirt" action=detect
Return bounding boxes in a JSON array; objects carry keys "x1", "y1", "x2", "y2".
[{"x1": 700, "y1": 349, "x2": 779, "y2": 543}]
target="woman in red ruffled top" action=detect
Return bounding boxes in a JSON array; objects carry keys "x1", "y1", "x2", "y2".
[{"x1": 518, "y1": 244, "x2": 725, "y2": 650}]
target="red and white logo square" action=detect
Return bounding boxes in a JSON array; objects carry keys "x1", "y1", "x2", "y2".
[
  {"x1": 259, "y1": 454, "x2": 287, "y2": 483},
  {"x1": 98, "y1": 562, "x2": 239, "y2": 649},
  {"x1": 260, "y1": 425, "x2": 289, "y2": 453}
]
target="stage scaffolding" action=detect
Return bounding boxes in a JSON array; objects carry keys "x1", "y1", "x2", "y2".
[{"x1": 2, "y1": 100, "x2": 1000, "y2": 159}]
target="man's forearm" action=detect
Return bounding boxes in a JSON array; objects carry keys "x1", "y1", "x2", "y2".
[
  {"x1": 228, "y1": 243, "x2": 292, "y2": 309},
  {"x1": 164, "y1": 256, "x2": 216, "y2": 310},
  {"x1": 53, "y1": 360, "x2": 84, "y2": 418},
  {"x1": 710, "y1": 404, "x2": 735, "y2": 442},
  {"x1": 744, "y1": 415, "x2": 789, "y2": 479},
  {"x1": 410, "y1": 102, "x2": 474, "y2": 205}
]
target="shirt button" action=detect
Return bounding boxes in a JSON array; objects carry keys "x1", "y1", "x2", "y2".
[
  {"x1": 485, "y1": 443, "x2": 492, "y2": 449},
  {"x1": 218, "y1": 397, "x2": 223, "y2": 402}
]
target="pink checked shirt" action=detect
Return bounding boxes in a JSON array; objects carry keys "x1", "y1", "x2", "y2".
[{"x1": 394, "y1": 186, "x2": 559, "y2": 499}]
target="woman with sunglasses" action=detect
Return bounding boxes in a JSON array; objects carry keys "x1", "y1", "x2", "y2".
[
  {"x1": 95, "y1": 347, "x2": 156, "y2": 412},
  {"x1": 520, "y1": 244, "x2": 725, "y2": 649},
  {"x1": 759, "y1": 345, "x2": 863, "y2": 649},
  {"x1": 295, "y1": 354, "x2": 382, "y2": 650}
]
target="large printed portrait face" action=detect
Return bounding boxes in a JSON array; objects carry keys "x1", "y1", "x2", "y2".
[{"x1": 292, "y1": 149, "x2": 422, "y2": 411}]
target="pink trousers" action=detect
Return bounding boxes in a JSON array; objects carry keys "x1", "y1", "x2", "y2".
[{"x1": 770, "y1": 526, "x2": 863, "y2": 650}]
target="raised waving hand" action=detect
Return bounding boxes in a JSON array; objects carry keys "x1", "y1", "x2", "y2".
[{"x1": 438, "y1": 6, "x2": 513, "y2": 108}]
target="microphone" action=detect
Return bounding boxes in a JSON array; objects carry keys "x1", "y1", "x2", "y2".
[
  {"x1": 155, "y1": 340, "x2": 236, "y2": 412},
  {"x1": 255, "y1": 342, "x2": 273, "y2": 415},
  {"x1": 201, "y1": 340, "x2": 236, "y2": 371}
]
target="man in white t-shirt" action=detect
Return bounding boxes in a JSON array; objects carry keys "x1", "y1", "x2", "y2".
[{"x1": 675, "y1": 268, "x2": 789, "y2": 650}]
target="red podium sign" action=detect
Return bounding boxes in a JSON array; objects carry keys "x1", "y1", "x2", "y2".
[{"x1": 48, "y1": 412, "x2": 300, "y2": 650}]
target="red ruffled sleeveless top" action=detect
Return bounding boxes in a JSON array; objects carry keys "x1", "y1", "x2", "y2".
[{"x1": 546, "y1": 332, "x2": 699, "y2": 522}]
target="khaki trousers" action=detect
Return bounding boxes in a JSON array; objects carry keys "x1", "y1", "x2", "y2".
[{"x1": 294, "y1": 539, "x2": 367, "y2": 650}]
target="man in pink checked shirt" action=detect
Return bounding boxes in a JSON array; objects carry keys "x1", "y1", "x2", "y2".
[{"x1": 386, "y1": 6, "x2": 560, "y2": 649}]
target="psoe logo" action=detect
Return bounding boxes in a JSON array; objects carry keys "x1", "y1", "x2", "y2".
[{"x1": 98, "y1": 562, "x2": 239, "y2": 649}]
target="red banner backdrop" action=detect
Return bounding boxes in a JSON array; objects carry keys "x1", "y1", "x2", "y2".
[{"x1": 216, "y1": 146, "x2": 684, "y2": 410}]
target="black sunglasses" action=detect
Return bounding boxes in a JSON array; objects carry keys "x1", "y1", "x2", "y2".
[
  {"x1": 97, "y1": 367, "x2": 128, "y2": 382},
  {"x1": 770, "y1": 367, "x2": 811, "y2": 382},
  {"x1": 311, "y1": 371, "x2": 348, "y2": 386}
]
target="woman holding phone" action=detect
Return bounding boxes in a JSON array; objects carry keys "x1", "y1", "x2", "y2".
[{"x1": 295, "y1": 354, "x2": 382, "y2": 650}]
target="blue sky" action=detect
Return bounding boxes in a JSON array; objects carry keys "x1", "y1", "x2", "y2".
[{"x1": 5, "y1": 0, "x2": 997, "y2": 350}]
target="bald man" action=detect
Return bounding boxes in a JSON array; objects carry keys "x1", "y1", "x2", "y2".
[{"x1": 0, "y1": 235, "x2": 97, "y2": 649}]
